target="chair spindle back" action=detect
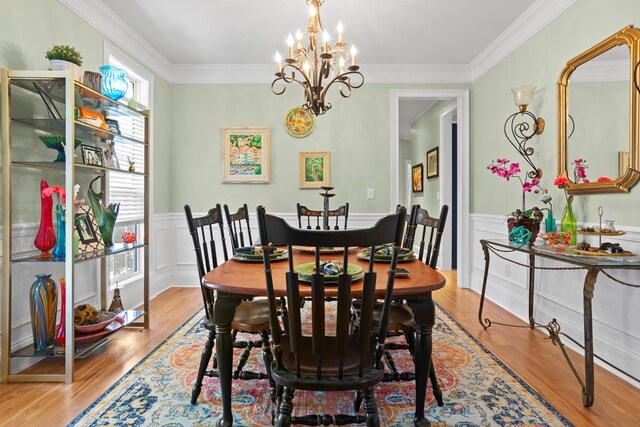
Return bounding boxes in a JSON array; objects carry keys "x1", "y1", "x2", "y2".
[{"x1": 223, "y1": 203, "x2": 253, "y2": 249}]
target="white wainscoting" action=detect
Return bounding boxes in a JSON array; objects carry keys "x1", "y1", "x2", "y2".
[{"x1": 468, "y1": 214, "x2": 640, "y2": 386}]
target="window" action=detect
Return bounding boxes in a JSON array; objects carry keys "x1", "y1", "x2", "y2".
[{"x1": 104, "y1": 44, "x2": 151, "y2": 286}]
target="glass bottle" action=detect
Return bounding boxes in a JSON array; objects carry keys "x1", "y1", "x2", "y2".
[
  {"x1": 52, "y1": 204, "x2": 65, "y2": 260},
  {"x1": 561, "y1": 203, "x2": 577, "y2": 246},
  {"x1": 29, "y1": 274, "x2": 58, "y2": 350},
  {"x1": 34, "y1": 179, "x2": 56, "y2": 259}
]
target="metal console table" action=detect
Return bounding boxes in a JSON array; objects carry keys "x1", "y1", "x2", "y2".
[{"x1": 478, "y1": 239, "x2": 640, "y2": 407}]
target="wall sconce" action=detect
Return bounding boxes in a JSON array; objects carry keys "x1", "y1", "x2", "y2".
[{"x1": 504, "y1": 85, "x2": 545, "y2": 178}]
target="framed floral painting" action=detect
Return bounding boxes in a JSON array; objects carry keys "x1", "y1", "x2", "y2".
[
  {"x1": 222, "y1": 127, "x2": 270, "y2": 183},
  {"x1": 299, "y1": 152, "x2": 330, "y2": 188},
  {"x1": 426, "y1": 147, "x2": 439, "y2": 179},
  {"x1": 412, "y1": 163, "x2": 423, "y2": 192}
]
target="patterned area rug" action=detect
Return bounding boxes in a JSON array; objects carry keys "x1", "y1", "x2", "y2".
[{"x1": 70, "y1": 303, "x2": 572, "y2": 426}]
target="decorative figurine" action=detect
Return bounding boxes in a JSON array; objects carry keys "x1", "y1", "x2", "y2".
[{"x1": 127, "y1": 156, "x2": 136, "y2": 172}]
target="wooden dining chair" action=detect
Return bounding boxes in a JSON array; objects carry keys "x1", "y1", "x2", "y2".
[
  {"x1": 352, "y1": 204, "x2": 449, "y2": 407},
  {"x1": 257, "y1": 205, "x2": 406, "y2": 427},
  {"x1": 184, "y1": 204, "x2": 276, "y2": 404},
  {"x1": 296, "y1": 202, "x2": 349, "y2": 230},
  {"x1": 223, "y1": 203, "x2": 253, "y2": 249}
]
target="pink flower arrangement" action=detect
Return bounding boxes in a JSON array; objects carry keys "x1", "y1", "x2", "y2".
[
  {"x1": 41, "y1": 184, "x2": 84, "y2": 214},
  {"x1": 572, "y1": 159, "x2": 589, "y2": 183},
  {"x1": 487, "y1": 158, "x2": 544, "y2": 213}
]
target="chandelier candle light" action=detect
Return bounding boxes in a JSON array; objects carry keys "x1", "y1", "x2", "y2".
[{"x1": 271, "y1": 0, "x2": 364, "y2": 116}]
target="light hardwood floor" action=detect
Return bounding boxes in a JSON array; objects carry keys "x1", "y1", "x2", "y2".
[{"x1": 1, "y1": 275, "x2": 639, "y2": 426}]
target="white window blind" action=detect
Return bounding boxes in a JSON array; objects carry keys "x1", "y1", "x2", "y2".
[{"x1": 108, "y1": 113, "x2": 146, "y2": 223}]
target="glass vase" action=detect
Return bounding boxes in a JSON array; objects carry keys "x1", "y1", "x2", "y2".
[
  {"x1": 52, "y1": 205, "x2": 65, "y2": 260},
  {"x1": 29, "y1": 274, "x2": 58, "y2": 350},
  {"x1": 34, "y1": 179, "x2": 56, "y2": 259},
  {"x1": 545, "y1": 213, "x2": 556, "y2": 233},
  {"x1": 55, "y1": 278, "x2": 66, "y2": 348},
  {"x1": 561, "y1": 204, "x2": 577, "y2": 246},
  {"x1": 99, "y1": 65, "x2": 128, "y2": 101}
]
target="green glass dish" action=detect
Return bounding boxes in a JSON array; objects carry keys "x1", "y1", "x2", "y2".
[{"x1": 39, "y1": 135, "x2": 82, "y2": 162}]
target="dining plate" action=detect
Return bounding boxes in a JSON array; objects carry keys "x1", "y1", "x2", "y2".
[
  {"x1": 294, "y1": 262, "x2": 364, "y2": 284},
  {"x1": 357, "y1": 247, "x2": 415, "y2": 263},
  {"x1": 232, "y1": 247, "x2": 288, "y2": 262},
  {"x1": 74, "y1": 315, "x2": 125, "y2": 346}
]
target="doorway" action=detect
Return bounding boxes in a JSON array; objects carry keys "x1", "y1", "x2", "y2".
[{"x1": 390, "y1": 89, "x2": 470, "y2": 287}]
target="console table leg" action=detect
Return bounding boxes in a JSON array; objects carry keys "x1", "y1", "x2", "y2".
[
  {"x1": 582, "y1": 268, "x2": 598, "y2": 407},
  {"x1": 478, "y1": 241, "x2": 492, "y2": 328},
  {"x1": 528, "y1": 254, "x2": 536, "y2": 328}
]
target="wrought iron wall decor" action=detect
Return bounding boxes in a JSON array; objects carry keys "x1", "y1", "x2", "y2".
[
  {"x1": 504, "y1": 85, "x2": 545, "y2": 179},
  {"x1": 271, "y1": 0, "x2": 363, "y2": 116}
]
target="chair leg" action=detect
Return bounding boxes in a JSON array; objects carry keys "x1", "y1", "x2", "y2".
[
  {"x1": 191, "y1": 329, "x2": 215, "y2": 404},
  {"x1": 275, "y1": 386, "x2": 295, "y2": 427},
  {"x1": 280, "y1": 297, "x2": 289, "y2": 335},
  {"x1": 362, "y1": 387, "x2": 380, "y2": 427},
  {"x1": 429, "y1": 361, "x2": 444, "y2": 407},
  {"x1": 260, "y1": 330, "x2": 276, "y2": 402},
  {"x1": 354, "y1": 390, "x2": 363, "y2": 413},
  {"x1": 404, "y1": 327, "x2": 416, "y2": 358}
]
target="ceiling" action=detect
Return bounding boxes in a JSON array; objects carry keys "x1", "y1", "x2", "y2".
[{"x1": 95, "y1": 0, "x2": 535, "y2": 66}]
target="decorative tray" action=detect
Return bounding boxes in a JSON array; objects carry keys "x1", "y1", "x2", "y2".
[
  {"x1": 535, "y1": 245, "x2": 636, "y2": 257},
  {"x1": 294, "y1": 262, "x2": 364, "y2": 284},
  {"x1": 577, "y1": 229, "x2": 625, "y2": 236},
  {"x1": 74, "y1": 315, "x2": 125, "y2": 345},
  {"x1": 75, "y1": 311, "x2": 117, "y2": 334},
  {"x1": 573, "y1": 249, "x2": 635, "y2": 257},
  {"x1": 232, "y1": 247, "x2": 288, "y2": 262},
  {"x1": 357, "y1": 246, "x2": 415, "y2": 263}
]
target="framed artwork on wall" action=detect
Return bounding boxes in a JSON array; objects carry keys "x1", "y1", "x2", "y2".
[
  {"x1": 426, "y1": 147, "x2": 439, "y2": 179},
  {"x1": 299, "y1": 151, "x2": 330, "y2": 188},
  {"x1": 412, "y1": 163, "x2": 423, "y2": 192},
  {"x1": 222, "y1": 126, "x2": 270, "y2": 183}
]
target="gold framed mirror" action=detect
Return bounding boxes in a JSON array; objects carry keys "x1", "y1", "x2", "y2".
[{"x1": 557, "y1": 25, "x2": 640, "y2": 194}]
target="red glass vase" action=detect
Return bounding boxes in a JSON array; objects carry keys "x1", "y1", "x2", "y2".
[
  {"x1": 34, "y1": 179, "x2": 56, "y2": 259},
  {"x1": 55, "y1": 278, "x2": 66, "y2": 347}
]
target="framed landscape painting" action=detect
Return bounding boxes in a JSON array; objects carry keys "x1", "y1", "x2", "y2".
[
  {"x1": 412, "y1": 163, "x2": 423, "y2": 192},
  {"x1": 426, "y1": 147, "x2": 439, "y2": 179},
  {"x1": 222, "y1": 126, "x2": 270, "y2": 183},
  {"x1": 299, "y1": 151, "x2": 330, "y2": 188}
]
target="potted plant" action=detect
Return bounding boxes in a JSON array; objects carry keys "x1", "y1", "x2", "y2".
[
  {"x1": 487, "y1": 158, "x2": 545, "y2": 243},
  {"x1": 45, "y1": 45, "x2": 83, "y2": 79}
]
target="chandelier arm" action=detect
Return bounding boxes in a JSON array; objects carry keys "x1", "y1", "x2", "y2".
[
  {"x1": 503, "y1": 110, "x2": 542, "y2": 178},
  {"x1": 319, "y1": 70, "x2": 364, "y2": 101}
]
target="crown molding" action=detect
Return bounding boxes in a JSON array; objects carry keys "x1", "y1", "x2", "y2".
[
  {"x1": 61, "y1": 0, "x2": 574, "y2": 85},
  {"x1": 58, "y1": 0, "x2": 173, "y2": 82},
  {"x1": 470, "y1": 0, "x2": 576, "y2": 82}
]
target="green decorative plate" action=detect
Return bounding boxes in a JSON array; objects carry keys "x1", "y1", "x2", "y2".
[
  {"x1": 232, "y1": 247, "x2": 288, "y2": 262},
  {"x1": 294, "y1": 262, "x2": 364, "y2": 284},
  {"x1": 284, "y1": 106, "x2": 315, "y2": 138},
  {"x1": 357, "y1": 246, "x2": 415, "y2": 263}
]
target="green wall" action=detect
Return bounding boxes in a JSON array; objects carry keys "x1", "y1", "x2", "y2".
[
  {"x1": 169, "y1": 83, "x2": 468, "y2": 214},
  {"x1": 471, "y1": 0, "x2": 640, "y2": 224},
  {"x1": 0, "y1": 0, "x2": 172, "y2": 220}
]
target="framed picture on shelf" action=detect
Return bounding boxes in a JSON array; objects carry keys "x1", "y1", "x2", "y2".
[
  {"x1": 412, "y1": 163, "x2": 423, "y2": 192},
  {"x1": 74, "y1": 205, "x2": 104, "y2": 255},
  {"x1": 81, "y1": 144, "x2": 104, "y2": 167},
  {"x1": 82, "y1": 71, "x2": 103, "y2": 92},
  {"x1": 299, "y1": 151, "x2": 330, "y2": 188},
  {"x1": 105, "y1": 118, "x2": 121, "y2": 135},
  {"x1": 100, "y1": 140, "x2": 120, "y2": 169},
  {"x1": 221, "y1": 126, "x2": 270, "y2": 183},
  {"x1": 426, "y1": 147, "x2": 439, "y2": 179}
]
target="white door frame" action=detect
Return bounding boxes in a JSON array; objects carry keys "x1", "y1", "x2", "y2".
[
  {"x1": 390, "y1": 89, "x2": 470, "y2": 288},
  {"x1": 439, "y1": 103, "x2": 457, "y2": 271}
]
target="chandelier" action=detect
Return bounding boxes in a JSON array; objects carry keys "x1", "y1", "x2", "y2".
[{"x1": 271, "y1": 0, "x2": 364, "y2": 116}]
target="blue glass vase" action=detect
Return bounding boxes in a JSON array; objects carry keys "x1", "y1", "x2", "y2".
[
  {"x1": 52, "y1": 205, "x2": 65, "y2": 260},
  {"x1": 100, "y1": 65, "x2": 128, "y2": 101},
  {"x1": 29, "y1": 274, "x2": 58, "y2": 350}
]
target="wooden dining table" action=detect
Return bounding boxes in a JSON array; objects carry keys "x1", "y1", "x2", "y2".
[{"x1": 202, "y1": 249, "x2": 446, "y2": 427}]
